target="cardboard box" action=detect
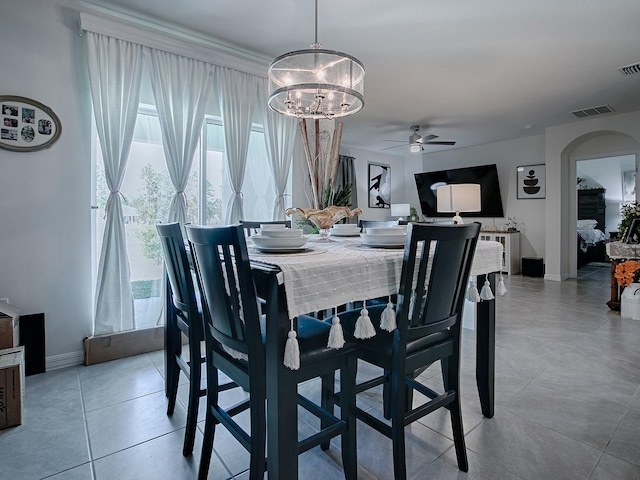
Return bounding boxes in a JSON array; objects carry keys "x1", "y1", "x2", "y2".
[
  {"x1": 0, "y1": 301, "x2": 19, "y2": 349},
  {"x1": 0, "y1": 346, "x2": 24, "y2": 429}
]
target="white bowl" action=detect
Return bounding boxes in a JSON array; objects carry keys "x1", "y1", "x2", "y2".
[
  {"x1": 360, "y1": 233, "x2": 406, "y2": 245},
  {"x1": 332, "y1": 224, "x2": 359, "y2": 229},
  {"x1": 259, "y1": 228, "x2": 303, "y2": 238},
  {"x1": 330, "y1": 226, "x2": 361, "y2": 236},
  {"x1": 365, "y1": 226, "x2": 406, "y2": 235},
  {"x1": 260, "y1": 224, "x2": 286, "y2": 230},
  {"x1": 251, "y1": 235, "x2": 308, "y2": 249}
]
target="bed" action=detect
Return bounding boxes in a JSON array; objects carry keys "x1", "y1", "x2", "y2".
[
  {"x1": 577, "y1": 188, "x2": 608, "y2": 267},
  {"x1": 577, "y1": 219, "x2": 608, "y2": 267}
]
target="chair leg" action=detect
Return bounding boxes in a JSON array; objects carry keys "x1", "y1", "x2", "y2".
[
  {"x1": 339, "y1": 356, "x2": 357, "y2": 480},
  {"x1": 390, "y1": 370, "x2": 408, "y2": 480},
  {"x1": 166, "y1": 355, "x2": 180, "y2": 415},
  {"x1": 444, "y1": 355, "x2": 468, "y2": 472},
  {"x1": 320, "y1": 372, "x2": 335, "y2": 451},
  {"x1": 183, "y1": 357, "x2": 201, "y2": 456},
  {"x1": 383, "y1": 368, "x2": 391, "y2": 419},
  {"x1": 249, "y1": 388, "x2": 267, "y2": 479},
  {"x1": 198, "y1": 407, "x2": 216, "y2": 480}
]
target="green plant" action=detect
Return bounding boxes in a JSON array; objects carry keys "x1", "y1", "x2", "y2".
[
  {"x1": 296, "y1": 182, "x2": 353, "y2": 232},
  {"x1": 619, "y1": 202, "x2": 640, "y2": 237}
]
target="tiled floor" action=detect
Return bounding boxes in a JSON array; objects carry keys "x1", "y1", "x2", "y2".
[{"x1": 2, "y1": 264, "x2": 640, "y2": 479}]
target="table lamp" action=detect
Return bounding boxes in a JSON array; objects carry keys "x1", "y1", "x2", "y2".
[
  {"x1": 390, "y1": 203, "x2": 411, "y2": 221},
  {"x1": 436, "y1": 184, "x2": 481, "y2": 224}
]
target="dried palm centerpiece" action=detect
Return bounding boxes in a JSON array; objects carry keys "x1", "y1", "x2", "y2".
[
  {"x1": 286, "y1": 206, "x2": 362, "y2": 241},
  {"x1": 291, "y1": 119, "x2": 361, "y2": 238}
]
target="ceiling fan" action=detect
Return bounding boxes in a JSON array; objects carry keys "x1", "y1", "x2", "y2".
[{"x1": 382, "y1": 125, "x2": 456, "y2": 152}]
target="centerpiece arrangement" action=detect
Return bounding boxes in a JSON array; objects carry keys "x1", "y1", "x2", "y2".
[{"x1": 286, "y1": 119, "x2": 361, "y2": 240}]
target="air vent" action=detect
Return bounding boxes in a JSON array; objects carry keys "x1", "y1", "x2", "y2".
[
  {"x1": 618, "y1": 62, "x2": 640, "y2": 76},
  {"x1": 570, "y1": 105, "x2": 614, "y2": 119}
]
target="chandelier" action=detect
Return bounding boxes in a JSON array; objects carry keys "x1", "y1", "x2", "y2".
[{"x1": 267, "y1": 0, "x2": 365, "y2": 119}]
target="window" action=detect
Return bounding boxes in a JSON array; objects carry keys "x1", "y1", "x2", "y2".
[{"x1": 94, "y1": 105, "x2": 279, "y2": 329}]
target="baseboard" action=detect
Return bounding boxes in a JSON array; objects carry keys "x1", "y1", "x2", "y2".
[
  {"x1": 84, "y1": 326, "x2": 164, "y2": 366},
  {"x1": 544, "y1": 273, "x2": 568, "y2": 281},
  {"x1": 46, "y1": 351, "x2": 85, "y2": 370}
]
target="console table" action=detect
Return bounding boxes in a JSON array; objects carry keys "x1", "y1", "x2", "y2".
[{"x1": 605, "y1": 242, "x2": 640, "y2": 310}]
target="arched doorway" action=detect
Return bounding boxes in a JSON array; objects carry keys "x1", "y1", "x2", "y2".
[{"x1": 560, "y1": 131, "x2": 640, "y2": 279}]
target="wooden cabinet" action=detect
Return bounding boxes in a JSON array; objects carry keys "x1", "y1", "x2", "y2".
[
  {"x1": 479, "y1": 231, "x2": 521, "y2": 275},
  {"x1": 578, "y1": 188, "x2": 606, "y2": 230}
]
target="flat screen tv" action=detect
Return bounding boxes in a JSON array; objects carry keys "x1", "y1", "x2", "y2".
[{"x1": 414, "y1": 164, "x2": 505, "y2": 218}]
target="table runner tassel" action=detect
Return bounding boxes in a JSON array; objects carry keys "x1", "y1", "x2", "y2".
[
  {"x1": 480, "y1": 275, "x2": 495, "y2": 301},
  {"x1": 380, "y1": 296, "x2": 397, "y2": 332},
  {"x1": 327, "y1": 308, "x2": 346, "y2": 349},
  {"x1": 466, "y1": 279, "x2": 481, "y2": 303},
  {"x1": 283, "y1": 320, "x2": 300, "y2": 370},
  {"x1": 354, "y1": 300, "x2": 376, "y2": 339},
  {"x1": 496, "y1": 274, "x2": 508, "y2": 296}
]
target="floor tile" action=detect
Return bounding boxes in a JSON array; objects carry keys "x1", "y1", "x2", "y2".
[
  {"x1": 0, "y1": 414, "x2": 89, "y2": 480},
  {"x1": 86, "y1": 390, "x2": 188, "y2": 459}
]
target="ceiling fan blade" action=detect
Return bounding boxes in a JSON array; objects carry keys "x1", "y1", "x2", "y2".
[
  {"x1": 382, "y1": 139, "x2": 407, "y2": 143},
  {"x1": 419, "y1": 134, "x2": 438, "y2": 142},
  {"x1": 381, "y1": 144, "x2": 406, "y2": 151},
  {"x1": 423, "y1": 141, "x2": 456, "y2": 146}
]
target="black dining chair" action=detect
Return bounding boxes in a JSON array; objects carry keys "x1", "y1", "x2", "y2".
[
  {"x1": 156, "y1": 222, "x2": 207, "y2": 457},
  {"x1": 186, "y1": 224, "x2": 358, "y2": 480},
  {"x1": 239, "y1": 219, "x2": 291, "y2": 236},
  {"x1": 333, "y1": 222, "x2": 481, "y2": 480}
]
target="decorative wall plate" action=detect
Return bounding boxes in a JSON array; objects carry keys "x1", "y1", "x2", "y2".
[{"x1": 0, "y1": 96, "x2": 61, "y2": 152}]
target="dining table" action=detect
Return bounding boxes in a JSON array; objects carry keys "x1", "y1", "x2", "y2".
[
  {"x1": 250, "y1": 233, "x2": 502, "y2": 479},
  {"x1": 166, "y1": 231, "x2": 503, "y2": 479}
]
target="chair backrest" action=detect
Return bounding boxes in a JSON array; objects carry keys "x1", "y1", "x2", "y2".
[
  {"x1": 397, "y1": 222, "x2": 480, "y2": 345},
  {"x1": 240, "y1": 220, "x2": 291, "y2": 236},
  {"x1": 186, "y1": 224, "x2": 264, "y2": 360},
  {"x1": 156, "y1": 222, "x2": 202, "y2": 338}
]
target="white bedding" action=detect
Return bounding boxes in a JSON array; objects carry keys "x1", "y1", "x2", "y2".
[{"x1": 577, "y1": 228, "x2": 607, "y2": 252}]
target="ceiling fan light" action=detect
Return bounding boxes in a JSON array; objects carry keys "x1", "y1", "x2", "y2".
[{"x1": 410, "y1": 144, "x2": 422, "y2": 153}]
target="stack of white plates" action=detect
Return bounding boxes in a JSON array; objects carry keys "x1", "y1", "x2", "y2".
[
  {"x1": 329, "y1": 224, "x2": 361, "y2": 237},
  {"x1": 252, "y1": 224, "x2": 308, "y2": 252},
  {"x1": 360, "y1": 226, "x2": 406, "y2": 248}
]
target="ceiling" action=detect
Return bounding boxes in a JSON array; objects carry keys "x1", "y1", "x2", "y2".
[{"x1": 80, "y1": 0, "x2": 640, "y2": 156}]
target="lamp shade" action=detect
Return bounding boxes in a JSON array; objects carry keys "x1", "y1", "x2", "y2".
[
  {"x1": 390, "y1": 203, "x2": 411, "y2": 217},
  {"x1": 268, "y1": 48, "x2": 365, "y2": 119},
  {"x1": 437, "y1": 183, "x2": 481, "y2": 215}
]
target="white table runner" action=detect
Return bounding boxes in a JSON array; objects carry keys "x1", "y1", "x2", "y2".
[{"x1": 249, "y1": 236, "x2": 503, "y2": 319}]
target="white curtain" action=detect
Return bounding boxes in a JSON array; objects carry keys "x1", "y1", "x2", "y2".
[
  {"x1": 217, "y1": 67, "x2": 261, "y2": 223},
  {"x1": 258, "y1": 78, "x2": 297, "y2": 219},
  {"x1": 85, "y1": 32, "x2": 145, "y2": 334},
  {"x1": 147, "y1": 49, "x2": 215, "y2": 225}
]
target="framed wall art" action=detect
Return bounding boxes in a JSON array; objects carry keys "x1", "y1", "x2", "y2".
[
  {"x1": 622, "y1": 170, "x2": 635, "y2": 202},
  {"x1": 623, "y1": 218, "x2": 640, "y2": 244},
  {"x1": 368, "y1": 163, "x2": 391, "y2": 208},
  {"x1": 517, "y1": 164, "x2": 545, "y2": 199},
  {"x1": 0, "y1": 95, "x2": 61, "y2": 152}
]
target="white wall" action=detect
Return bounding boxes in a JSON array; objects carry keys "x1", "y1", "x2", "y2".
[
  {"x1": 403, "y1": 135, "x2": 547, "y2": 259},
  {"x1": 339, "y1": 146, "x2": 405, "y2": 220},
  {"x1": 0, "y1": 0, "x2": 93, "y2": 366},
  {"x1": 545, "y1": 114, "x2": 640, "y2": 280}
]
